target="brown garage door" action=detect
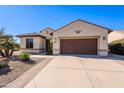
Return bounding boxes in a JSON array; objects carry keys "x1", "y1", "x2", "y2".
[{"x1": 60, "y1": 39, "x2": 97, "y2": 54}]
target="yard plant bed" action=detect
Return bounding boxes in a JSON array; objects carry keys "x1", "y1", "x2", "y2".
[{"x1": 0, "y1": 56, "x2": 45, "y2": 88}]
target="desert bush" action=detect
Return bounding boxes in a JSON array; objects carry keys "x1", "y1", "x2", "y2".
[
  {"x1": 13, "y1": 42, "x2": 20, "y2": 51},
  {"x1": 19, "y1": 53, "x2": 30, "y2": 61},
  {"x1": 109, "y1": 43, "x2": 124, "y2": 55},
  {"x1": 0, "y1": 58, "x2": 9, "y2": 69},
  {"x1": 46, "y1": 39, "x2": 53, "y2": 55},
  {"x1": 0, "y1": 28, "x2": 19, "y2": 58}
]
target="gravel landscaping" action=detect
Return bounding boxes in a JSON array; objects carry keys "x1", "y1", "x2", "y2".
[{"x1": 0, "y1": 56, "x2": 45, "y2": 88}]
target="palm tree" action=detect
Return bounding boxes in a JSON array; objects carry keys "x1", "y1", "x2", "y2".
[{"x1": 0, "y1": 28, "x2": 19, "y2": 58}]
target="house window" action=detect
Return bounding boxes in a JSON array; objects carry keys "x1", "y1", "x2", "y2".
[{"x1": 26, "y1": 39, "x2": 33, "y2": 48}]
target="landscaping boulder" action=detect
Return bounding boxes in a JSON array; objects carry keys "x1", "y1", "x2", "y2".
[{"x1": 0, "y1": 57, "x2": 9, "y2": 69}]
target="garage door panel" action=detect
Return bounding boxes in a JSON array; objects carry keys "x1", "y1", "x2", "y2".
[{"x1": 60, "y1": 39, "x2": 97, "y2": 54}]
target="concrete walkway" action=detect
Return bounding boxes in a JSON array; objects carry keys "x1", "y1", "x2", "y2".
[{"x1": 25, "y1": 55, "x2": 124, "y2": 88}]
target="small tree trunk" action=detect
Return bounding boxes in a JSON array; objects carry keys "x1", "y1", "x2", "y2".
[
  {"x1": 9, "y1": 49, "x2": 14, "y2": 56},
  {"x1": 5, "y1": 49, "x2": 9, "y2": 58},
  {"x1": 0, "y1": 50, "x2": 5, "y2": 57}
]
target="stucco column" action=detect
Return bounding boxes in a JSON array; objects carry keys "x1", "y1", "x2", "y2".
[
  {"x1": 53, "y1": 37, "x2": 60, "y2": 54},
  {"x1": 98, "y1": 36, "x2": 108, "y2": 56}
]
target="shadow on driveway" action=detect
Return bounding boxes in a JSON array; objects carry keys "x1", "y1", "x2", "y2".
[{"x1": 62, "y1": 54, "x2": 124, "y2": 61}]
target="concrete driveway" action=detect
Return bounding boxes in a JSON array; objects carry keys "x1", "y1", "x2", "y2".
[{"x1": 25, "y1": 55, "x2": 124, "y2": 88}]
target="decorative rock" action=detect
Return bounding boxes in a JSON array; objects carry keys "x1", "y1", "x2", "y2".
[
  {"x1": 9, "y1": 66, "x2": 13, "y2": 70},
  {"x1": 0, "y1": 57, "x2": 9, "y2": 62},
  {"x1": 0, "y1": 57, "x2": 9, "y2": 69},
  {"x1": 0, "y1": 66, "x2": 11, "y2": 75}
]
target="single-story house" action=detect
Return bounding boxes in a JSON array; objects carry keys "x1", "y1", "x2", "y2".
[
  {"x1": 16, "y1": 19, "x2": 112, "y2": 56},
  {"x1": 108, "y1": 30, "x2": 124, "y2": 43}
]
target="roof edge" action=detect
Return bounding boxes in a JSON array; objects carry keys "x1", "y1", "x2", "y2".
[
  {"x1": 16, "y1": 33, "x2": 46, "y2": 38},
  {"x1": 53, "y1": 19, "x2": 113, "y2": 33},
  {"x1": 40, "y1": 27, "x2": 55, "y2": 32},
  {"x1": 16, "y1": 35, "x2": 46, "y2": 38}
]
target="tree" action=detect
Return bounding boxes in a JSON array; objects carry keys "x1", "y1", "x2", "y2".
[{"x1": 0, "y1": 28, "x2": 18, "y2": 58}]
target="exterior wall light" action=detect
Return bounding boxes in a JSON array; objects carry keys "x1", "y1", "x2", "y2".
[
  {"x1": 103, "y1": 36, "x2": 106, "y2": 40},
  {"x1": 75, "y1": 30, "x2": 81, "y2": 34},
  {"x1": 54, "y1": 38, "x2": 57, "y2": 43}
]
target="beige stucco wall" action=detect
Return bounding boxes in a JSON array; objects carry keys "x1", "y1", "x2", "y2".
[
  {"x1": 53, "y1": 20, "x2": 109, "y2": 56},
  {"x1": 41, "y1": 28, "x2": 54, "y2": 39},
  {"x1": 108, "y1": 30, "x2": 124, "y2": 43},
  {"x1": 20, "y1": 36, "x2": 45, "y2": 53}
]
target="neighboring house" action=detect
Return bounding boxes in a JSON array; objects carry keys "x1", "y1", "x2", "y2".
[
  {"x1": 16, "y1": 19, "x2": 112, "y2": 56},
  {"x1": 108, "y1": 30, "x2": 124, "y2": 43}
]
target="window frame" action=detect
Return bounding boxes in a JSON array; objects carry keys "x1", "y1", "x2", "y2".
[{"x1": 26, "y1": 38, "x2": 34, "y2": 49}]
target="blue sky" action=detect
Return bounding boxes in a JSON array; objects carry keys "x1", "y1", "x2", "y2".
[{"x1": 0, "y1": 5, "x2": 124, "y2": 42}]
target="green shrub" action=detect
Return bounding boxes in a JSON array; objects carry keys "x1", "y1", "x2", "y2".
[
  {"x1": 46, "y1": 39, "x2": 53, "y2": 55},
  {"x1": 14, "y1": 42, "x2": 20, "y2": 51},
  {"x1": 19, "y1": 53, "x2": 30, "y2": 61},
  {"x1": 109, "y1": 43, "x2": 124, "y2": 55},
  {"x1": 0, "y1": 58, "x2": 9, "y2": 69}
]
